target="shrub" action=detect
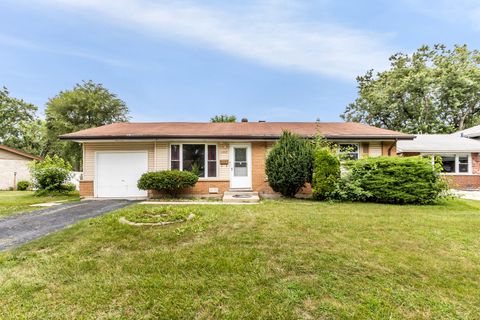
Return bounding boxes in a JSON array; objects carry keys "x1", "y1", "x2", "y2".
[
  {"x1": 33, "y1": 167, "x2": 71, "y2": 191},
  {"x1": 17, "y1": 180, "x2": 31, "y2": 191},
  {"x1": 137, "y1": 170, "x2": 199, "y2": 197},
  {"x1": 335, "y1": 156, "x2": 448, "y2": 204},
  {"x1": 265, "y1": 131, "x2": 314, "y2": 197},
  {"x1": 312, "y1": 148, "x2": 340, "y2": 200},
  {"x1": 61, "y1": 182, "x2": 77, "y2": 192},
  {"x1": 29, "y1": 155, "x2": 73, "y2": 193}
]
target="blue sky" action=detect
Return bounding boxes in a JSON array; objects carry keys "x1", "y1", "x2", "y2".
[{"x1": 1, "y1": 0, "x2": 479, "y2": 122}]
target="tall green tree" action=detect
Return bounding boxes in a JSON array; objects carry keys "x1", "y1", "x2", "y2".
[
  {"x1": 3, "y1": 119, "x2": 49, "y2": 157},
  {"x1": 0, "y1": 86, "x2": 38, "y2": 146},
  {"x1": 342, "y1": 44, "x2": 480, "y2": 133},
  {"x1": 45, "y1": 81, "x2": 129, "y2": 170},
  {"x1": 210, "y1": 114, "x2": 236, "y2": 122}
]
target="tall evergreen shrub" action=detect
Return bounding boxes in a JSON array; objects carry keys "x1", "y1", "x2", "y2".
[
  {"x1": 265, "y1": 131, "x2": 313, "y2": 197},
  {"x1": 312, "y1": 148, "x2": 340, "y2": 200}
]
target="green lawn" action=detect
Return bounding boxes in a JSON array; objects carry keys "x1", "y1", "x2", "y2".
[
  {"x1": 1, "y1": 199, "x2": 479, "y2": 319},
  {"x1": 0, "y1": 191, "x2": 80, "y2": 218}
]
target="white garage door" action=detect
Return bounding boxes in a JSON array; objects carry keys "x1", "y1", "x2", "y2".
[{"x1": 96, "y1": 152, "x2": 148, "y2": 198}]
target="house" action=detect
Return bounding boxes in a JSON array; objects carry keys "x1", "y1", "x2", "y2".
[
  {"x1": 59, "y1": 122, "x2": 413, "y2": 198},
  {"x1": 0, "y1": 145, "x2": 41, "y2": 190},
  {"x1": 397, "y1": 131, "x2": 480, "y2": 190}
]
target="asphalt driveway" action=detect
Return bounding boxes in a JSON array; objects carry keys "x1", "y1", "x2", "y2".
[{"x1": 0, "y1": 200, "x2": 131, "y2": 251}]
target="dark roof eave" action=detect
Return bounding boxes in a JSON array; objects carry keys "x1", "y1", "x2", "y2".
[{"x1": 59, "y1": 134, "x2": 415, "y2": 141}]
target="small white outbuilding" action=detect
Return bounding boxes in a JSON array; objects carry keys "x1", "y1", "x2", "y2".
[{"x1": 0, "y1": 145, "x2": 41, "y2": 190}]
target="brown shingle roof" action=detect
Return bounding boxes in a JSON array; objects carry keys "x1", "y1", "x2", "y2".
[
  {"x1": 0, "y1": 144, "x2": 42, "y2": 160},
  {"x1": 59, "y1": 122, "x2": 414, "y2": 140}
]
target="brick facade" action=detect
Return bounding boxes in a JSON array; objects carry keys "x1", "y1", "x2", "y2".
[
  {"x1": 79, "y1": 140, "x2": 401, "y2": 198},
  {"x1": 151, "y1": 180, "x2": 230, "y2": 198},
  {"x1": 443, "y1": 175, "x2": 480, "y2": 190},
  {"x1": 79, "y1": 180, "x2": 94, "y2": 197}
]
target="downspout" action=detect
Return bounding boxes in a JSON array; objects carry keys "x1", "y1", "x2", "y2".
[{"x1": 388, "y1": 138, "x2": 398, "y2": 156}]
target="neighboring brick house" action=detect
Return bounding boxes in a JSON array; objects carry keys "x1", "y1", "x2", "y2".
[
  {"x1": 0, "y1": 145, "x2": 41, "y2": 190},
  {"x1": 397, "y1": 134, "x2": 480, "y2": 190},
  {"x1": 60, "y1": 122, "x2": 413, "y2": 198}
]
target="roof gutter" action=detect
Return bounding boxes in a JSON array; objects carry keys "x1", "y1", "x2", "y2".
[{"x1": 59, "y1": 135, "x2": 415, "y2": 141}]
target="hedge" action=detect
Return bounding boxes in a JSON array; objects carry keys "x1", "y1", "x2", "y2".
[
  {"x1": 337, "y1": 156, "x2": 448, "y2": 204},
  {"x1": 137, "y1": 170, "x2": 199, "y2": 197}
]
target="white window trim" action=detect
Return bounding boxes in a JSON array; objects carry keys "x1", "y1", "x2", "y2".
[
  {"x1": 169, "y1": 143, "x2": 219, "y2": 179},
  {"x1": 425, "y1": 153, "x2": 472, "y2": 175},
  {"x1": 338, "y1": 143, "x2": 361, "y2": 160}
]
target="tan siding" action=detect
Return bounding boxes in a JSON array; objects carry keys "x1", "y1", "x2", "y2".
[
  {"x1": 219, "y1": 142, "x2": 229, "y2": 180},
  {"x1": 369, "y1": 142, "x2": 382, "y2": 157},
  {"x1": 155, "y1": 142, "x2": 168, "y2": 170},
  {"x1": 83, "y1": 142, "x2": 154, "y2": 180}
]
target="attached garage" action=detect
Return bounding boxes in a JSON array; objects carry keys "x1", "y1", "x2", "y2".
[{"x1": 95, "y1": 151, "x2": 148, "y2": 198}]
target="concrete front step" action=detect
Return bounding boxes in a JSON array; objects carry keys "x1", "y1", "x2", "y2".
[{"x1": 223, "y1": 191, "x2": 260, "y2": 203}]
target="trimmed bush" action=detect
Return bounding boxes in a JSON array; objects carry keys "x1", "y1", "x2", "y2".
[
  {"x1": 29, "y1": 155, "x2": 73, "y2": 193},
  {"x1": 137, "y1": 170, "x2": 199, "y2": 197},
  {"x1": 312, "y1": 148, "x2": 340, "y2": 200},
  {"x1": 17, "y1": 180, "x2": 31, "y2": 191},
  {"x1": 33, "y1": 167, "x2": 71, "y2": 191},
  {"x1": 265, "y1": 131, "x2": 314, "y2": 197},
  {"x1": 335, "y1": 156, "x2": 448, "y2": 204}
]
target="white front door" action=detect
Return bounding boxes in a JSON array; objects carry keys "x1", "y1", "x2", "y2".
[
  {"x1": 229, "y1": 144, "x2": 252, "y2": 189},
  {"x1": 96, "y1": 151, "x2": 148, "y2": 198}
]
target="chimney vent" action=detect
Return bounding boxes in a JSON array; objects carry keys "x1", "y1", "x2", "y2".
[{"x1": 241, "y1": 118, "x2": 248, "y2": 122}]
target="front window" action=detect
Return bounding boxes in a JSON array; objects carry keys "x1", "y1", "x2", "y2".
[
  {"x1": 339, "y1": 143, "x2": 359, "y2": 160},
  {"x1": 170, "y1": 144, "x2": 217, "y2": 178},
  {"x1": 431, "y1": 154, "x2": 470, "y2": 174}
]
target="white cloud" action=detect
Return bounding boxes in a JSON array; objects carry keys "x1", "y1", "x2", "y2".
[
  {"x1": 32, "y1": 0, "x2": 394, "y2": 80},
  {"x1": 0, "y1": 32, "x2": 128, "y2": 67}
]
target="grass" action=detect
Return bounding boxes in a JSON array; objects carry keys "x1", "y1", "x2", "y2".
[
  {"x1": 0, "y1": 191, "x2": 80, "y2": 218},
  {"x1": 0, "y1": 199, "x2": 479, "y2": 319}
]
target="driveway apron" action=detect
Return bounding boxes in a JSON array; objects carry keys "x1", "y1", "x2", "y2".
[{"x1": 0, "y1": 200, "x2": 131, "y2": 251}]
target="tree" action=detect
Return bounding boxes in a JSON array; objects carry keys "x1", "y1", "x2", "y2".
[
  {"x1": 312, "y1": 147, "x2": 340, "y2": 200},
  {"x1": 265, "y1": 131, "x2": 314, "y2": 197},
  {"x1": 0, "y1": 86, "x2": 38, "y2": 147},
  {"x1": 210, "y1": 114, "x2": 236, "y2": 122},
  {"x1": 3, "y1": 119, "x2": 49, "y2": 157},
  {"x1": 342, "y1": 44, "x2": 480, "y2": 133},
  {"x1": 45, "y1": 81, "x2": 129, "y2": 170}
]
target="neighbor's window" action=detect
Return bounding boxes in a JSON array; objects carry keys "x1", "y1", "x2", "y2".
[
  {"x1": 440, "y1": 155, "x2": 456, "y2": 173},
  {"x1": 430, "y1": 154, "x2": 470, "y2": 174},
  {"x1": 170, "y1": 144, "x2": 217, "y2": 178},
  {"x1": 339, "y1": 143, "x2": 359, "y2": 160},
  {"x1": 459, "y1": 156, "x2": 469, "y2": 173}
]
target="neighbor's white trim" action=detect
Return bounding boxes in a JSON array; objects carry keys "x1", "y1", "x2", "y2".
[{"x1": 424, "y1": 153, "x2": 472, "y2": 175}]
